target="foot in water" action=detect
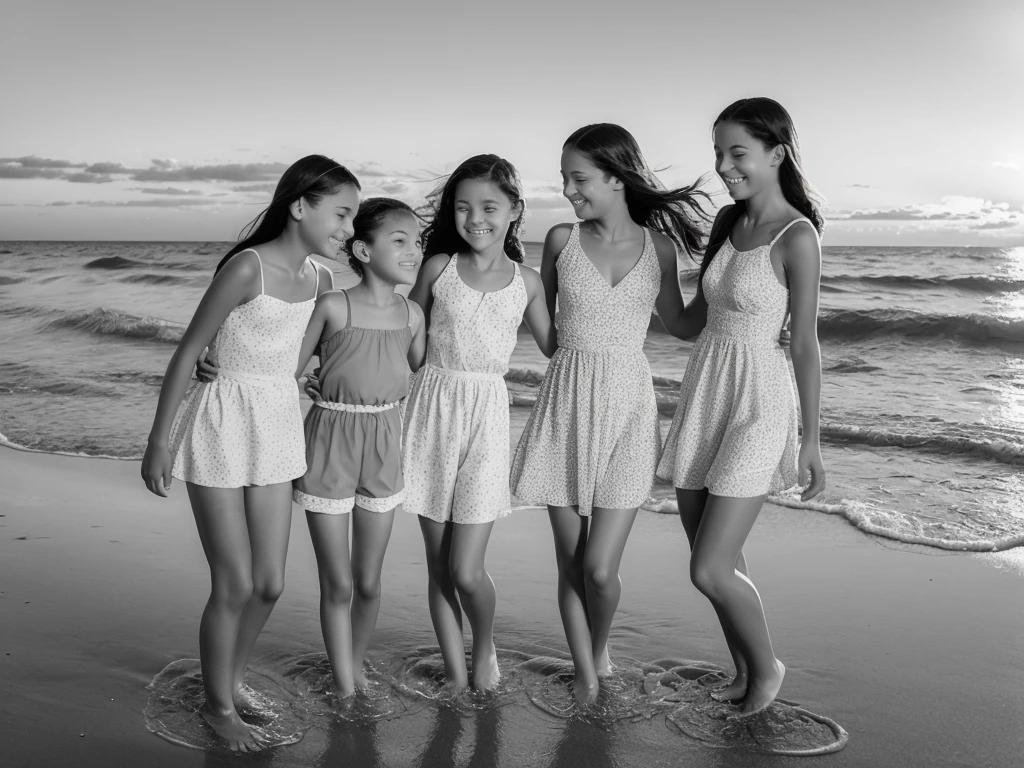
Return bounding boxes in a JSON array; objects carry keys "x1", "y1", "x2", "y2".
[
  {"x1": 738, "y1": 660, "x2": 785, "y2": 717},
  {"x1": 232, "y1": 684, "x2": 269, "y2": 714},
  {"x1": 353, "y1": 665, "x2": 370, "y2": 692},
  {"x1": 710, "y1": 673, "x2": 749, "y2": 704},
  {"x1": 201, "y1": 704, "x2": 269, "y2": 753},
  {"x1": 572, "y1": 673, "x2": 599, "y2": 706},
  {"x1": 471, "y1": 643, "x2": 501, "y2": 691},
  {"x1": 594, "y1": 646, "x2": 615, "y2": 679}
]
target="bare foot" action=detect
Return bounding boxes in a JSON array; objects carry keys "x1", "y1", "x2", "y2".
[
  {"x1": 471, "y1": 643, "x2": 501, "y2": 691},
  {"x1": 738, "y1": 660, "x2": 785, "y2": 717},
  {"x1": 201, "y1": 705, "x2": 269, "y2": 753},
  {"x1": 332, "y1": 675, "x2": 356, "y2": 700},
  {"x1": 710, "y1": 674, "x2": 749, "y2": 704},
  {"x1": 594, "y1": 646, "x2": 615, "y2": 679},
  {"x1": 572, "y1": 674, "x2": 599, "y2": 706},
  {"x1": 353, "y1": 666, "x2": 370, "y2": 691},
  {"x1": 232, "y1": 684, "x2": 269, "y2": 714}
]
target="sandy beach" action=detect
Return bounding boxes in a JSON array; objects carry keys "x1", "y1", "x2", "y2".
[{"x1": 2, "y1": 430, "x2": 1023, "y2": 768}]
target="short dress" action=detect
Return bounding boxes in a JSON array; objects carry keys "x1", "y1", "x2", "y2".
[
  {"x1": 656, "y1": 219, "x2": 810, "y2": 497},
  {"x1": 170, "y1": 249, "x2": 318, "y2": 488},
  {"x1": 403, "y1": 255, "x2": 527, "y2": 524},
  {"x1": 293, "y1": 291, "x2": 413, "y2": 515},
  {"x1": 510, "y1": 223, "x2": 661, "y2": 516}
]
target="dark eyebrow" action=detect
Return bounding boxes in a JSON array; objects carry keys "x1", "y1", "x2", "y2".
[
  {"x1": 454, "y1": 198, "x2": 504, "y2": 205},
  {"x1": 728, "y1": 145, "x2": 748, "y2": 150},
  {"x1": 388, "y1": 229, "x2": 412, "y2": 236},
  {"x1": 335, "y1": 206, "x2": 353, "y2": 212}
]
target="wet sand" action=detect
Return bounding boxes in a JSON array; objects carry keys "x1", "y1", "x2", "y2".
[{"x1": 2, "y1": 441, "x2": 1023, "y2": 768}]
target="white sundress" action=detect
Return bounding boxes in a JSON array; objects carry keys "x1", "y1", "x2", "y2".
[
  {"x1": 656, "y1": 219, "x2": 811, "y2": 497},
  {"x1": 402, "y1": 254, "x2": 527, "y2": 524},
  {"x1": 169, "y1": 249, "x2": 318, "y2": 488}
]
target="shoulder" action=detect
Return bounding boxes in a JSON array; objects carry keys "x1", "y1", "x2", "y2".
[
  {"x1": 406, "y1": 295, "x2": 426, "y2": 330},
  {"x1": 776, "y1": 220, "x2": 821, "y2": 268},
  {"x1": 420, "y1": 253, "x2": 453, "y2": 282},
  {"x1": 213, "y1": 248, "x2": 261, "y2": 291},
  {"x1": 518, "y1": 262, "x2": 544, "y2": 295},
  {"x1": 649, "y1": 229, "x2": 678, "y2": 270},
  {"x1": 314, "y1": 288, "x2": 350, "y2": 319},
  {"x1": 313, "y1": 261, "x2": 335, "y2": 294},
  {"x1": 543, "y1": 223, "x2": 574, "y2": 254}
]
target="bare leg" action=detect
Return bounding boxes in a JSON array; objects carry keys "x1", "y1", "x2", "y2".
[
  {"x1": 187, "y1": 483, "x2": 270, "y2": 753},
  {"x1": 449, "y1": 521, "x2": 499, "y2": 690},
  {"x1": 547, "y1": 506, "x2": 598, "y2": 705},
  {"x1": 305, "y1": 511, "x2": 355, "y2": 697},
  {"x1": 419, "y1": 517, "x2": 468, "y2": 689},
  {"x1": 350, "y1": 506, "x2": 395, "y2": 689},
  {"x1": 583, "y1": 507, "x2": 638, "y2": 678},
  {"x1": 231, "y1": 483, "x2": 292, "y2": 701},
  {"x1": 690, "y1": 494, "x2": 785, "y2": 715},
  {"x1": 676, "y1": 487, "x2": 749, "y2": 702}
]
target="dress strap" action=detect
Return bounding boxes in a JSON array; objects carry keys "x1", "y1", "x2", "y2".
[
  {"x1": 310, "y1": 258, "x2": 320, "y2": 298},
  {"x1": 768, "y1": 218, "x2": 814, "y2": 248},
  {"x1": 239, "y1": 248, "x2": 264, "y2": 295},
  {"x1": 400, "y1": 294, "x2": 412, "y2": 327},
  {"x1": 341, "y1": 289, "x2": 352, "y2": 329}
]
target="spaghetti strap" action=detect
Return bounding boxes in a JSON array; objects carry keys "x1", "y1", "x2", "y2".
[
  {"x1": 341, "y1": 289, "x2": 352, "y2": 329},
  {"x1": 768, "y1": 218, "x2": 814, "y2": 248},
  {"x1": 310, "y1": 258, "x2": 320, "y2": 298},
  {"x1": 236, "y1": 248, "x2": 264, "y2": 295},
  {"x1": 400, "y1": 294, "x2": 412, "y2": 327}
]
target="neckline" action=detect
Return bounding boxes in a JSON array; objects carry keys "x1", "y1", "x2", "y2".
[
  {"x1": 320, "y1": 323, "x2": 410, "y2": 349},
  {"x1": 238, "y1": 293, "x2": 316, "y2": 308},
  {"x1": 727, "y1": 217, "x2": 811, "y2": 255},
  {"x1": 452, "y1": 254, "x2": 519, "y2": 295},
  {"x1": 575, "y1": 223, "x2": 649, "y2": 290}
]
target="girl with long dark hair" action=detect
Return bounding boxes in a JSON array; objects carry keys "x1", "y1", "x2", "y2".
[
  {"x1": 141, "y1": 155, "x2": 359, "y2": 750},
  {"x1": 657, "y1": 97, "x2": 826, "y2": 715},
  {"x1": 510, "y1": 124, "x2": 711, "y2": 704}
]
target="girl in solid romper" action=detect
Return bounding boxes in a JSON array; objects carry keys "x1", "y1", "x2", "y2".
[
  {"x1": 657, "y1": 98, "x2": 826, "y2": 716},
  {"x1": 141, "y1": 156, "x2": 359, "y2": 752},
  {"x1": 404, "y1": 155, "x2": 556, "y2": 692},
  {"x1": 510, "y1": 125, "x2": 710, "y2": 705},
  {"x1": 292, "y1": 198, "x2": 426, "y2": 699}
]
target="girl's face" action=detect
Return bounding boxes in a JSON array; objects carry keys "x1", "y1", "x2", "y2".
[
  {"x1": 359, "y1": 210, "x2": 423, "y2": 286},
  {"x1": 713, "y1": 121, "x2": 781, "y2": 201},
  {"x1": 453, "y1": 178, "x2": 521, "y2": 255},
  {"x1": 560, "y1": 148, "x2": 620, "y2": 220},
  {"x1": 299, "y1": 184, "x2": 360, "y2": 259}
]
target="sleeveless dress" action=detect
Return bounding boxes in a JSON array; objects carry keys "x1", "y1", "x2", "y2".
[
  {"x1": 293, "y1": 291, "x2": 414, "y2": 515},
  {"x1": 510, "y1": 223, "x2": 661, "y2": 516},
  {"x1": 170, "y1": 249, "x2": 318, "y2": 488},
  {"x1": 657, "y1": 219, "x2": 811, "y2": 496},
  {"x1": 403, "y1": 255, "x2": 527, "y2": 524}
]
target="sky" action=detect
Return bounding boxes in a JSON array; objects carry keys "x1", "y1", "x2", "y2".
[{"x1": 0, "y1": 0, "x2": 1021, "y2": 245}]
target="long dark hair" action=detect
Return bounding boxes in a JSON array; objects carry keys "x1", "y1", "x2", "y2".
[
  {"x1": 215, "y1": 154, "x2": 360, "y2": 273},
  {"x1": 700, "y1": 98, "x2": 824, "y2": 284},
  {"x1": 563, "y1": 124, "x2": 711, "y2": 256},
  {"x1": 420, "y1": 154, "x2": 526, "y2": 263},
  {"x1": 344, "y1": 197, "x2": 417, "y2": 277}
]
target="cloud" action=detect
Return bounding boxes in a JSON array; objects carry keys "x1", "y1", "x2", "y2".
[
  {"x1": 65, "y1": 172, "x2": 115, "y2": 184},
  {"x1": 378, "y1": 182, "x2": 408, "y2": 195},
  {"x1": 0, "y1": 155, "x2": 85, "y2": 169},
  {"x1": 0, "y1": 165, "x2": 65, "y2": 179},
  {"x1": 845, "y1": 183, "x2": 874, "y2": 188},
  {"x1": 133, "y1": 187, "x2": 205, "y2": 195},
  {"x1": 70, "y1": 198, "x2": 217, "y2": 207},
  {"x1": 526, "y1": 194, "x2": 573, "y2": 210},
  {"x1": 349, "y1": 161, "x2": 391, "y2": 179},
  {"x1": 831, "y1": 196, "x2": 1024, "y2": 232},
  {"x1": 231, "y1": 182, "x2": 278, "y2": 195},
  {"x1": 993, "y1": 160, "x2": 1020, "y2": 170},
  {"x1": 131, "y1": 162, "x2": 288, "y2": 182}
]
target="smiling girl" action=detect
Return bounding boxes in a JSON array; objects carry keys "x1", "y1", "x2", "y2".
[
  {"x1": 657, "y1": 97, "x2": 826, "y2": 716},
  {"x1": 403, "y1": 154, "x2": 557, "y2": 692},
  {"x1": 292, "y1": 197, "x2": 426, "y2": 699},
  {"x1": 510, "y1": 125, "x2": 710, "y2": 704},
  {"x1": 141, "y1": 155, "x2": 358, "y2": 751}
]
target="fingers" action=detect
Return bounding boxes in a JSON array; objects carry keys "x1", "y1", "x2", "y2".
[{"x1": 801, "y1": 465, "x2": 826, "y2": 501}]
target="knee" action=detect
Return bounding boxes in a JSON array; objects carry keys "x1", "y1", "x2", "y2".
[
  {"x1": 689, "y1": 560, "x2": 726, "y2": 600},
  {"x1": 321, "y1": 572, "x2": 353, "y2": 606},
  {"x1": 212, "y1": 570, "x2": 253, "y2": 610},
  {"x1": 451, "y1": 562, "x2": 484, "y2": 595},
  {"x1": 584, "y1": 561, "x2": 616, "y2": 593},
  {"x1": 252, "y1": 573, "x2": 285, "y2": 604},
  {"x1": 353, "y1": 573, "x2": 381, "y2": 602}
]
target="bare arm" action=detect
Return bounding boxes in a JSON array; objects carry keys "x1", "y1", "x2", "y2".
[
  {"x1": 293, "y1": 293, "x2": 335, "y2": 379},
  {"x1": 540, "y1": 224, "x2": 572, "y2": 332},
  {"x1": 141, "y1": 251, "x2": 260, "y2": 495},
  {"x1": 407, "y1": 299, "x2": 427, "y2": 371},
  {"x1": 652, "y1": 231, "x2": 707, "y2": 340},
  {"x1": 520, "y1": 265, "x2": 557, "y2": 358},
  {"x1": 408, "y1": 254, "x2": 450, "y2": 337},
  {"x1": 780, "y1": 222, "x2": 825, "y2": 500}
]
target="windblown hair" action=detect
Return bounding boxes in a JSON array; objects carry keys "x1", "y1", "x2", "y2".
[
  {"x1": 420, "y1": 154, "x2": 526, "y2": 263},
  {"x1": 344, "y1": 197, "x2": 417, "y2": 277},
  {"x1": 563, "y1": 123, "x2": 711, "y2": 256},
  {"x1": 701, "y1": 98, "x2": 824, "y2": 284},
  {"x1": 216, "y1": 155, "x2": 360, "y2": 273}
]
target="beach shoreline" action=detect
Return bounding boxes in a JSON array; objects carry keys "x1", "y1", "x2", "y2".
[{"x1": 2, "y1": 443, "x2": 1023, "y2": 767}]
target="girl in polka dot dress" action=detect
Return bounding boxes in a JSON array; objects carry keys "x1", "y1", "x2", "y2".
[
  {"x1": 291, "y1": 198, "x2": 426, "y2": 699},
  {"x1": 510, "y1": 125, "x2": 710, "y2": 705},
  {"x1": 657, "y1": 98, "x2": 826, "y2": 716},
  {"x1": 141, "y1": 156, "x2": 359, "y2": 752},
  {"x1": 404, "y1": 155, "x2": 557, "y2": 691}
]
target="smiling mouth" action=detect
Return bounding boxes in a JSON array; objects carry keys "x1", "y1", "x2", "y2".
[
  {"x1": 722, "y1": 176, "x2": 746, "y2": 185},
  {"x1": 399, "y1": 261, "x2": 419, "y2": 268},
  {"x1": 569, "y1": 197, "x2": 586, "y2": 206},
  {"x1": 328, "y1": 236, "x2": 343, "y2": 248},
  {"x1": 466, "y1": 228, "x2": 492, "y2": 235}
]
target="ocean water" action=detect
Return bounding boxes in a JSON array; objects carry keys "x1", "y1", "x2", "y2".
[{"x1": 1, "y1": 240, "x2": 1023, "y2": 552}]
